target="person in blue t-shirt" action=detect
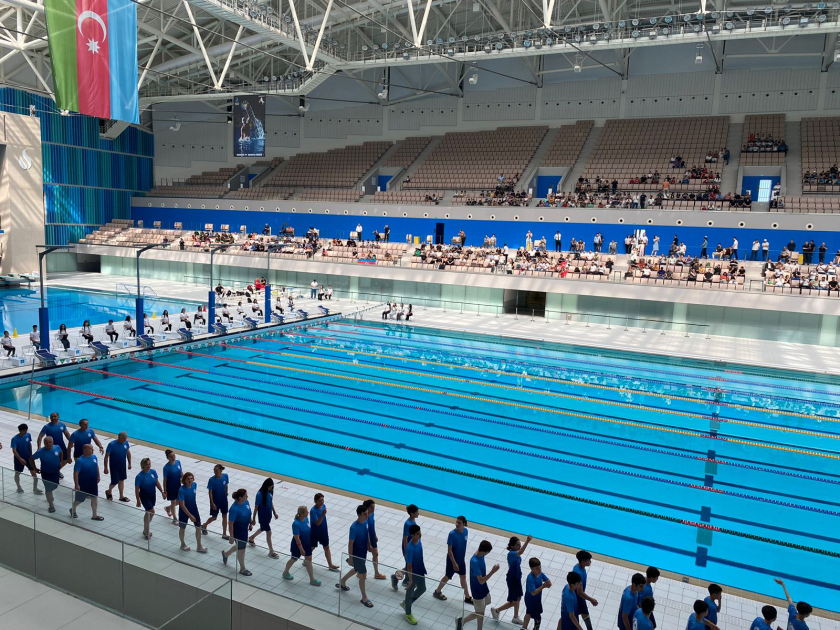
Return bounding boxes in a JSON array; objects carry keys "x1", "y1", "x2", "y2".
[
  {"x1": 395, "y1": 503, "x2": 419, "y2": 588},
  {"x1": 310, "y1": 492, "x2": 340, "y2": 571},
  {"x1": 403, "y1": 524, "x2": 427, "y2": 626},
  {"x1": 249, "y1": 478, "x2": 279, "y2": 558},
  {"x1": 202, "y1": 464, "x2": 229, "y2": 538},
  {"x1": 222, "y1": 489, "x2": 253, "y2": 576},
  {"x1": 456, "y1": 540, "x2": 499, "y2": 630},
  {"x1": 104, "y1": 432, "x2": 132, "y2": 502},
  {"x1": 177, "y1": 472, "x2": 208, "y2": 554},
  {"x1": 687, "y1": 599, "x2": 720, "y2": 630},
  {"x1": 490, "y1": 534, "x2": 532, "y2": 624},
  {"x1": 640, "y1": 567, "x2": 660, "y2": 628},
  {"x1": 362, "y1": 499, "x2": 386, "y2": 580},
  {"x1": 283, "y1": 505, "x2": 321, "y2": 586},
  {"x1": 634, "y1": 597, "x2": 655, "y2": 630},
  {"x1": 775, "y1": 579, "x2": 811, "y2": 630},
  {"x1": 68, "y1": 419, "x2": 104, "y2": 461},
  {"x1": 521, "y1": 557, "x2": 551, "y2": 630},
  {"x1": 70, "y1": 444, "x2": 103, "y2": 520},
  {"x1": 338, "y1": 504, "x2": 373, "y2": 608},
  {"x1": 432, "y1": 516, "x2": 473, "y2": 604},
  {"x1": 572, "y1": 550, "x2": 599, "y2": 630},
  {"x1": 750, "y1": 606, "x2": 777, "y2": 630},
  {"x1": 704, "y1": 584, "x2": 723, "y2": 626},
  {"x1": 618, "y1": 574, "x2": 647, "y2": 630},
  {"x1": 11, "y1": 423, "x2": 40, "y2": 494},
  {"x1": 561, "y1": 572, "x2": 584, "y2": 630},
  {"x1": 134, "y1": 457, "x2": 164, "y2": 539},
  {"x1": 38, "y1": 413, "x2": 70, "y2": 477},
  {"x1": 30, "y1": 436, "x2": 65, "y2": 512},
  {"x1": 162, "y1": 450, "x2": 183, "y2": 526}
]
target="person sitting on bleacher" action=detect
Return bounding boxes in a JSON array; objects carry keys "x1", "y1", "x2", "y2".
[
  {"x1": 179, "y1": 309, "x2": 191, "y2": 330},
  {"x1": 81, "y1": 321, "x2": 94, "y2": 346},
  {"x1": 194, "y1": 307, "x2": 206, "y2": 327},
  {"x1": 221, "y1": 305, "x2": 232, "y2": 323},
  {"x1": 251, "y1": 301, "x2": 263, "y2": 318},
  {"x1": 123, "y1": 316, "x2": 136, "y2": 338},
  {"x1": 2, "y1": 331, "x2": 15, "y2": 357}
]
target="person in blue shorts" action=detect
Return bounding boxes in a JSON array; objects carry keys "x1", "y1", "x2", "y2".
[
  {"x1": 222, "y1": 489, "x2": 253, "y2": 576},
  {"x1": 162, "y1": 450, "x2": 182, "y2": 525},
  {"x1": 403, "y1": 524, "x2": 427, "y2": 626},
  {"x1": 283, "y1": 505, "x2": 321, "y2": 585},
  {"x1": 135, "y1": 457, "x2": 164, "y2": 539},
  {"x1": 30, "y1": 436, "x2": 65, "y2": 512},
  {"x1": 338, "y1": 504, "x2": 373, "y2": 608},
  {"x1": 455, "y1": 540, "x2": 499, "y2": 630},
  {"x1": 202, "y1": 464, "x2": 229, "y2": 538},
  {"x1": 572, "y1": 550, "x2": 599, "y2": 630},
  {"x1": 432, "y1": 516, "x2": 473, "y2": 605},
  {"x1": 704, "y1": 584, "x2": 723, "y2": 626},
  {"x1": 561, "y1": 572, "x2": 584, "y2": 630},
  {"x1": 70, "y1": 444, "x2": 103, "y2": 521},
  {"x1": 11, "y1": 423, "x2": 40, "y2": 494},
  {"x1": 490, "y1": 534, "x2": 532, "y2": 624},
  {"x1": 362, "y1": 499, "x2": 386, "y2": 580},
  {"x1": 687, "y1": 600, "x2": 720, "y2": 630},
  {"x1": 68, "y1": 419, "x2": 104, "y2": 462},
  {"x1": 394, "y1": 504, "x2": 420, "y2": 589},
  {"x1": 104, "y1": 432, "x2": 131, "y2": 502},
  {"x1": 774, "y1": 578, "x2": 811, "y2": 630},
  {"x1": 177, "y1": 472, "x2": 208, "y2": 554},
  {"x1": 618, "y1": 574, "x2": 647, "y2": 630},
  {"x1": 633, "y1": 596, "x2": 655, "y2": 630},
  {"x1": 640, "y1": 567, "x2": 660, "y2": 628},
  {"x1": 521, "y1": 557, "x2": 551, "y2": 630},
  {"x1": 310, "y1": 492, "x2": 340, "y2": 571},
  {"x1": 38, "y1": 412, "x2": 70, "y2": 477},
  {"x1": 249, "y1": 478, "x2": 279, "y2": 558}
]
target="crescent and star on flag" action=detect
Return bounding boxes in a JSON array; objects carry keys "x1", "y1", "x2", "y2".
[{"x1": 77, "y1": 10, "x2": 107, "y2": 55}]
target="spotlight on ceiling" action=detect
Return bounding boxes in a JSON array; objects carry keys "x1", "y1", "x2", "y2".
[
  {"x1": 468, "y1": 72, "x2": 478, "y2": 84},
  {"x1": 573, "y1": 53, "x2": 583, "y2": 72},
  {"x1": 377, "y1": 88, "x2": 388, "y2": 99},
  {"x1": 695, "y1": 43, "x2": 704, "y2": 64}
]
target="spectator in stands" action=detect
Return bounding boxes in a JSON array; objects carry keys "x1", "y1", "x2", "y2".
[
  {"x1": 723, "y1": 148, "x2": 730, "y2": 165},
  {"x1": 762, "y1": 239, "x2": 770, "y2": 261},
  {"x1": 820, "y1": 243, "x2": 828, "y2": 264},
  {"x1": 750, "y1": 240, "x2": 760, "y2": 261}
]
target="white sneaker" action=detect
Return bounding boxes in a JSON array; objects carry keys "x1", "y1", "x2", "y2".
[
  {"x1": 512, "y1": 617, "x2": 523, "y2": 625},
  {"x1": 491, "y1": 607, "x2": 500, "y2": 621}
]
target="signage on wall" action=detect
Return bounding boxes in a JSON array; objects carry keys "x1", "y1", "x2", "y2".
[
  {"x1": 233, "y1": 95, "x2": 266, "y2": 158},
  {"x1": 17, "y1": 149, "x2": 32, "y2": 171}
]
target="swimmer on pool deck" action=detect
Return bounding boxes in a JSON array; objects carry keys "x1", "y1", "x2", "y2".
[
  {"x1": 70, "y1": 444, "x2": 103, "y2": 521},
  {"x1": 38, "y1": 412, "x2": 70, "y2": 477},
  {"x1": 634, "y1": 597, "x2": 656, "y2": 630},
  {"x1": 104, "y1": 432, "x2": 131, "y2": 501},
  {"x1": 135, "y1": 457, "x2": 164, "y2": 539},
  {"x1": 403, "y1": 524, "x2": 428, "y2": 626},
  {"x1": 571, "y1": 550, "x2": 599, "y2": 630},
  {"x1": 393, "y1": 504, "x2": 419, "y2": 589},
  {"x1": 310, "y1": 492, "x2": 341, "y2": 571},
  {"x1": 432, "y1": 516, "x2": 473, "y2": 605},
  {"x1": 640, "y1": 567, "x2": 660, "y2": 628},
  {"x1": 560, "y1": 571, "x2": 584, "y2": 630},
  {"x1": 249, "y1": 478, "x2": 279, "y2": 557},
  {"x1": 362, "y1": 499, "x2": 386, "y2": 580},
  {"x1": 490, "y1": 534, "x2": 530, "y2": 623},
  {"x1": 455, "y1": 540, "x2": 499, "y2": 630},
  {"x1": 619, "y1": 574, "x2": 647, "y2": 630},
  {"x1": 222, "y1": 488, "x2": 252, "y2": 575},
  {"x1": 704, "y1": 584, "x2": 724, "y2": 626},
  {"x1": 177, "y1": 471, "x2": 208, "y2": 553},
  {"x1": 283, "y1": 505, "x2": 321, "y2": 586},
  {"x1": 337, "y1": 504, "x2": 373, "y2": 608},
  {"x1": 162, "y1": 449, "x2": 182, "y2": 524},
  {"x1": 11, "y1": 423, "x2": 40, "y2": 494},
  {"x1": 68, "y1": 419, "x2": 104, "y2": 461},
  {"x1": 202, "y1": 464, "x2": 229, "y2": 538},
  {"x1": 774, "y1": 579, "x2": 812, "y2": 630},
  {"x1": 30, "y1": 436, "x2": 66, "y2": 513},
  {"x1": 521, "y1": 557, "x2": 551, "y2": 630}
]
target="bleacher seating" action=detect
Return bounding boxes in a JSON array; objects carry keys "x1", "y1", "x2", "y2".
[
  {"x1": 772, "y1": 196, "x2": 840, "y2": 213},
  {"x1": 801, "y1": 117, "x2": 840, "y2": 193},
  {"x1": 297, "y1": 189, "x2": 364, "y2": 202},
  {"x1": 262, "y1": 141, "x2": 391, "y2": 189},
  {"x1": 77, "y1": 219, "x2": 134, "y2": 244},
  {"x1": 79, "y1": 222, "x2": 187, "y2": 246},
  {"x1": 581, "y1": 117, "x2": 728, "y2": 191},
  {"x1": 373, "y1": 191, "x2": 443, "y2": 205},
  {"x1": 542, "y1": 121, "x2": 594, "y2": 167},
  {"x1": 321, "y1": 243, "x2": 407, "y2": 265},
  {"x1": 403, "y1": 126, "x2": 547, "y2": 191},
  {"x1": 385, "y1": 137, "x2": 432, "y2": 168},
  {"x1": 147, "y1": 185, "x2": 228, "y2": 198},
  {"x1": 227, "y1": 188, "x2": 294, "y2": 200},
  {"x1": 184, "y1": 165, "x2": 245, "y2": 186},
  {"x1": 741, "y1": 114, "x2": 786, "y2": 166}
]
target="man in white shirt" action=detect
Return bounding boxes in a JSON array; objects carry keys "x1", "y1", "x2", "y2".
[
  {"x1": 310, "y1": 280, "x2": 318, "y2": 299},
  {"x1": 105, "y1": 320, "x2": 119, "y2": 343},
  {"x1": 762, "y1": 239, "x2": 770, "y2": 261},
  {"x1": 29, "y1": 325, "x2": 40, "y2": 350},
  {"x1": 731, "y1": 238, "x2": 739, "y2": 261},
  {"x1": 554, "y1": 231, "x2": 562, "y2": 252}
]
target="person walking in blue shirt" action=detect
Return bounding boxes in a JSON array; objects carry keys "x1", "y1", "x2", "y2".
[
  {"x1": 178, "y1": 472, "x2": 208, "y2": 554},
  {"x1": 750, "y1": 605, "x2": 777, "y2": 630},
  {"x1": 403, "y1": 524, "x2": 427, "y2": 626},
  {"x1": 70, "y1": 444, "x2": 103, "y2": 521},
  {"x1": 338, "y1": 504, "x2": 373, "y2": 608},
  {"x1": 704, "y1": 584, "x2": 723, "y2": 626},
  {"x1": 162, "y1": 450, "x2": 182, "y2": 525},
  {"x1": 640, "y1": 567, "x2": 660, "y2": 628},
  {"x1": 394, "y1": 504, "x2": 420, "y2": 589},
  {"x1": 68, "y1": 419, "x2": 104, "y2": 461},
  {"x1": 687, "y1": 600, "x2": 720, "y2": 630},
  {"x1": 202, "y1": 464, "x2": 229, "y2": 538},
  {"x1": 362, "y1": 499, "x2": 386, "y2": 580},
  {"x1": 310, "y1": 492, "x2": 340, "y2": 571},
  {"x1": 633, "y1": 597, "x2": 655, "y2": 630},
  {"x1": 222, "y1": 489, "x2": 253, "y2": 576},
  {"x1": 572, "y1": 550, "x2": 599, "y2": 630},
  {"x1": 135, "y1": 457, "x2": 164, "y2": 539},
  {"x1": 456, "y1": 540, "x2": 499, "y2": 630},
  {"x1": 283, "y1": 505, "x2": 321, "y2": 585},
  {"x1": 249, "y1": 478, "x2": 279, "y2": 558},
  {"x1": 432, "y1": 516, "x2": 472, "y2": 605},
  {"x1": 11, "y1": 423, "x2": 40, "y2": 494},
  {"x1": 104, "y1": 432, "x2": 131, "y2": 502},
  {"x1": 618, "y1": 574, "x2": 647, "y2": 630},
  {"x1": 775, "y1": 579, "x2": 812, "y2": 630},
  {"x1": 490, "y1": 534, "x2": 532, "y2": 624},
  {"x1": 561, "y1": 572, "x2": 584, "y2": 630},
  {"x1": 38, "y1": 412, "x2": 70, "y2": 478},
  {"x1": 30, "y1": 436, "x2": 65, "y2": 512},
  {"x1": 521, "y1": 557, "x2": 551, "y2": 630}
]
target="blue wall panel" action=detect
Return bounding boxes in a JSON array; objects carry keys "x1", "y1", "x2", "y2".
[{"x1": 536, "y1": 175, "x2": 562, "y2": 198}]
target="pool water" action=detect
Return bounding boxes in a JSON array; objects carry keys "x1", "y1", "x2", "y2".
[
  {"x1": 2, "y1": 320, "x2": 839, "y2": 610},
  {"x1": 0, "y1": 287, "x2": 200, "y2": 333}
]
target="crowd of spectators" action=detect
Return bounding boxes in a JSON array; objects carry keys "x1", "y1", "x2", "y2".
[
  {"x1": 802, "y1": 165, "x2": 840, "y2": 187},
  {"x1": 763, "y1": 259, "x2": 840, "y2": 291},
  {"x1": 626, "y1": 255, "x2": 747, "y2": 285},
  {"x1": 742, "y1": 134, "x2": 787, "y2": 154}
]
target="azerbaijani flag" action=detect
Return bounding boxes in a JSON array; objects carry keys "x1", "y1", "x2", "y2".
[{"x1": 44, "y1": 0, "x2": 139, "y2": 123}]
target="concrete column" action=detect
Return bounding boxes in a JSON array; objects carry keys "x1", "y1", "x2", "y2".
[{"x1": 819, "y1": 314, "x2": 838, "y2": 347}]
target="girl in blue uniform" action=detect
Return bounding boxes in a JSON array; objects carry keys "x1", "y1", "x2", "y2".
[
  {"x1": 283, "y1": 505, "x2": 321, "y2": 585},
  {"x1": 222, "y1": 488, "x2": 253, "y2": 576},
  {"x1": 135, "y1": 457, "x2": 164, "y2": 540},
  {"x1": 162, "y1": 450, "x2": 182, "y2": 525},
  {"x1": 177, "y1": 472, "x2": 208, "y2": 553},
  {"x1": 202, "y1": 464, "x2": 230, "y2": 539},
  {"x1": 249, "y1": 478, "x2": 279, "y2": 558},
  {"x1": 491, "y1": 534, "x2": 533, "y2": 625}
]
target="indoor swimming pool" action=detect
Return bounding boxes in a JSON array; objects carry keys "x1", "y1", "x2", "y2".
[{"x1": 1, "y1": 320, "x2": 838, "y2": 610}]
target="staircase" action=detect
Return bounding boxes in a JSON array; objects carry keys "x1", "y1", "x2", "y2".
[
  {"x1": 358, "y1": 142, "x2": 402, "y2": 192},
  {"x1": 252, "y1": 160, "x2": 289, "y2": 188},
  {"x1": 720, "y1": 122, "x2": 742, "y2": 196},
  {"x1": 783, "y1": 121, "x2": 802, "y2": 197},
  {"x1": 562, "y1": 125, "x2": 602, "y2": 192},
  {"x1": 396, "y1": 136, "x2": 443, "y2": 190},
  {"x1": 520, "y1": 127, "x2": 560, "y2": 192}
]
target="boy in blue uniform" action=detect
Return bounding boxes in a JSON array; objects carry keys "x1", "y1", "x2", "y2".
[
  {"x1": 394, "y1": 504, "x2": 419, "y2": 589},
  {"x1": 775, "y1": 578, "x2": 812, "y2": 630},
  {"x1": 491, "y1": 534, "x2": 532, "y2": 624},
  {"x1": 618, "y1": 574, "x2": 646, "y2": 630},
  {"x1": 456, "y1": 540, "x2": 499, "y2": 630},
  {"x1": 310, "y1": 492, "x2": 340, "y2": 571},
  {"x1": 68, "y1": 419, "x2": 104, "y2": 461},
  {"x1": 704, "y1": 584, "x2": 723, "y2": 626},
  {"x1": 70, "y1": 444, "x2": 103, "y2": 520},
  {"x1": 432, "y1": 516, "x2": 472, "y2": 604},
  {"x1": 639, "y1": 567, "x2": 660, "y2": 628},
  {"x1": 403, "y1": 524, "x2": 427, "y2": 625},
  {"x1": 202, "y1": 464, "x2": 229, "y2": 537},
  {"x1": 30, "y1": 436, "x2": 65, "y2": 512},
  {"x1": 750, "y1": 606, "x2": 778, "y2": 630},
  {"x1": 362, "y1": 499, "x2": 386, "y2": 579},
  {"x1": 687, "y1": 599, "x2": 720, "y2": 630},
  {"x1": 11, "y1": 423, "x2": 40, "y2": 494},
  {"x1": 572, "y1": 550, "x2": 599, "y2": 630},
  {"x1": 522, "y1": 557, "x2": 551, "y2": 630},
  {"x1": 561, "y1": 571, "x2": 584, "y2": 630},
  {"x1": 633, "y1": 597, "x2": 655, "y2": 630},
  {"x1": 104, "y1": 432, "x2": 131, "y2": 501},
  {"x1": 38, "y1": 413, "x2": 70, "y2": 477},
  {"x1": 338, "y1": 504, "x2": 373, "y2": 608}
]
